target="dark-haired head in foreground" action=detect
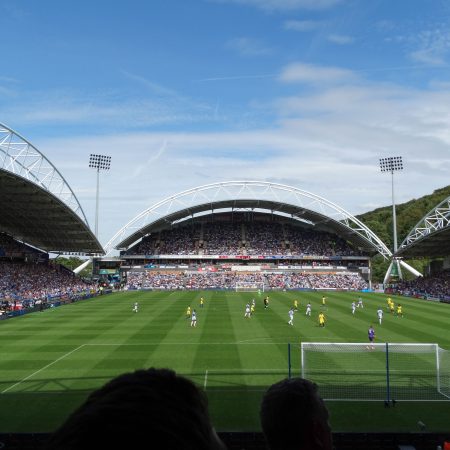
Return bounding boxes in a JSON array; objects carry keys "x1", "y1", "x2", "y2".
[
  {"x1": 47, "y1": 367, "x2": 226, "y2": 450},
  {"x1": 260, "y1": 377, "x2": 332, "y2": 450}
]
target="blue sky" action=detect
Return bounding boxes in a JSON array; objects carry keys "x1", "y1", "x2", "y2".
[{"x1": 1, "y1": 0, "x2": 450, "y2": 247}]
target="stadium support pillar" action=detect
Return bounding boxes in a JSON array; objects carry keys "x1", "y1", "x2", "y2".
[
  {"x1": 383, "y1": 260, "x2": 394, "y2": 286},
  {"x1": 74, "y1": 258, "x2": 92, "y2": 274},
  {"x1": 384, "y1": 258, "x2": 422, "y2": 285},
  {"x1": 399, "y1": 260, "x2": 422, "y2": 278}
]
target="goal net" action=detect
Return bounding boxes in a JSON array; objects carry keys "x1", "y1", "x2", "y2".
[
  {"x1": 300, "y1": 342, "x2": 449, "y2": 401},
  {"x1": 235, "y1": 281, "x2": 265, "y2": 292}
]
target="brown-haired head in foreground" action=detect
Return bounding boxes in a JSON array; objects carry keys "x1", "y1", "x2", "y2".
[
  {"x1": 47, "y1": 367, "x2": 226, "y2": 450},
  {"x1": 260, "y1": 377, "x2": 332, "y2": 450}
]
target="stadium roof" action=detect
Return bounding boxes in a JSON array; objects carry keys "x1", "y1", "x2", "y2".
[
  {"x1": 396, "y1": 195, "x2": 450, "y2": 258},
  {"x1": 106, "y1": 181, "x2": 392, "y2": 258},
  {"x1": 0, "y1": 123, "x2": 103, "y2": 254}
]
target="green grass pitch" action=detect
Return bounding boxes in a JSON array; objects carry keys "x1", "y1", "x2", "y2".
[{"x1": 0, "y1": 290, "x2": 449, "y2": 433}]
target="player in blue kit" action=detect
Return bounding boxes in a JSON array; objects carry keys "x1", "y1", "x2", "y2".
[{"x1": 367, "y1": 325, "x2": 375, "y2": 350}]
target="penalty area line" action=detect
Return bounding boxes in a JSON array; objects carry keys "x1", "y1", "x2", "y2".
[{"x1": 1, "y1": 344, "x2": 86, "y2": 394}]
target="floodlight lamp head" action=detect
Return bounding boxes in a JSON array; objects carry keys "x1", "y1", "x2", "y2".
[
  {"x1": 379, "y1": 156, "x2": 403, "y2": 173},
  {"x1": 89, "y1": 153, "x2": 111, "y2": 171}
]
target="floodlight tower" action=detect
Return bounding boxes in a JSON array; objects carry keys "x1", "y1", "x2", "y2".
[
  {"x1": 380, "y1": 156, "x2": 403, "y2": 253},
  {"x1": 380, "y1": 156, "x2": 404, "y2": 284},
  {"x1": 89, "y1": 154, "x2": 111, "y2": 239}
]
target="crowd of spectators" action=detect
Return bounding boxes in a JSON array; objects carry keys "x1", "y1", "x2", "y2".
[
  {"x1": 203, "y1": 222, "x2": 242, "y2": 254},
  {"x1": 0, "y1": 260, "x2": 92, "y2": 309},
  {"x1": 245, "y1": 222, "x2": 285, "y2": 255},
  {"x1": 126, "y1": 270, "x2": 368, "y2": 291},
  {"x1": 129, "y1": 228, "x2": 199, "y2": 255},
  {"x1": 125, "y1": 221, "x2": 361, "y2": 257},
  {"x1": 285, "y1": 225, "x2": 360, "y2": 256},
  {"x1": 393, "y1": 270, "x2": 450, "y2": 300}
]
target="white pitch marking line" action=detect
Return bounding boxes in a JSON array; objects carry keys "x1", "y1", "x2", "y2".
[
  {"x1": 83, "y1": 342, "x2": 290, "y2": 346},
  {"x1": 1, "y1": 344, "x2": 86, "y2": 394},
  {"x1": 204, "y1": 370, "x2": 208, "y2": 390}
]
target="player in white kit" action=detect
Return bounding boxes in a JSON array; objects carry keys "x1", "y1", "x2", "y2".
[
  {"x1": 191, "y1": 310, "x2": 197, "y2": 327},
  {"x1": 305, "y1": 303, "x2": 311, "y2": 316},
  {"x1": 377, "y1": 307, "x2": 383, "y2": 325},
  {"x1": 288, "y1": 308, "x2": 294, "y2": 326}
]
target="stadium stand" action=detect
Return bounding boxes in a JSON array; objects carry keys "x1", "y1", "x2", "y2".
[
  {"x1": 125, "y1": 271, "x2": 368, "y2": 291},
  {"x1": 0, "y1": 259, "x2": 93, "y2": 307},
  {"x1": 126, "y1": 220, "x2": 363, "y2": 258},
  {"x1": 391, "y1": 270, "x2": 450, "y2": 301},
  {"x1": 119, "y1": 216, "x2": 370, "y2": 291},
  {"x1": 0, "y1": 230, "x2": 98, "y2": 319}
]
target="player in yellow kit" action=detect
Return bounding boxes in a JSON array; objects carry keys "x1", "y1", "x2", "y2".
[
  {"x1": 386, "y1": 297, "x2": 392, "y2": 311},
  {"x1": 389, "y1": 300, "x2": 395, "y2": 314},
  {"x1": 318, "y1": 312, "x2": 326, "y2": 327}
]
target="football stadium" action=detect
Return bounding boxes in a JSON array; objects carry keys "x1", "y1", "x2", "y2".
[{"x1": 1, "y1": 123, "x2": 449, "y2": 449}]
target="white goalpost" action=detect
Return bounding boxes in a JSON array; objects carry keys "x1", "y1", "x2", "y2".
[{"x1": 299, "y1": 342, "x2": 450, "y2": 401}]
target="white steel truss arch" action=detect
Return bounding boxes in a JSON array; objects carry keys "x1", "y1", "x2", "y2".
[
  {"x1": 399, "y1": 195, "x2": 450, "y2": 250},
  {"x1": 0, "y1": 123, "x2": 89, "y2": 225},
  {"x1": 104, "y1": 181, "x2": 392, "y2": 258}
]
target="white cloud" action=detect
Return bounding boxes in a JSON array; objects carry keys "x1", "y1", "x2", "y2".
[
  {"x1": 0, "y1": 89, "x2": 216, "y2": 128},
  {"x1": 279, "y1": 62, "x2": 356, "y2": 85},
  {"x1": 214, "y1": 0, "x2": 342, "y2": 12},
  {"x1": 410, "y1": 48, "x2": 445, "y2": 65},
  {"x1": 21, "y1": 61, "x2": 450, "y2": 246},
  {"x1": 121, "y1": 71, "x2": 182, "y2": 98},
  {"x1": 0, "y1": 86, "x2": 16, "y2": 97},
  {"x1": 328, "y1": 34, "x2": 354, "y2": 45},
  {"x1": 225, "y1": 37, "x2": 273, "y2": 56},
  {"x1": 39, "y1": 77, "x2": 450, "y2": 245},
  {"x1": 283, "y1": 20, "x2": 320, "y2": 32},
  {"x1": 403, "y1": 27, "x2": 450, "y2": 66},
  {"x1": 0, "y1": 76, "x2": 19, "y2": 83}
]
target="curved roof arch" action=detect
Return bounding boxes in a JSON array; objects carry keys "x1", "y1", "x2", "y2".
[
  {"x1": 0, "y1": 123, "x2": 89, "y2": 225},
  {"x1": 105, "y1": 181, "x2": 392, "y2": 258},
  {"x1": 0, "y1": 123, "x2": 103, "y2": 254},
  {"x1": 397, "y1": 195, "x2": 450, "y2": 258}
]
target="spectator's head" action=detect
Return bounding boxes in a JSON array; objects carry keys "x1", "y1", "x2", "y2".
[
  {"x1": 47, "y1": 367, "x2": 225, "y2": 450},
  {"x1": 260, "y1": 377, "x2": 332, "y2": 450}
]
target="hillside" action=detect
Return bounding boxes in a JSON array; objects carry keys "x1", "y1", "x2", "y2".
[
  {"x1": 357, "y1": 185, "x2": 450, "y2": 251},
  {"x1": 356, "y1": 185, "x2": 450, "y2": 281}
]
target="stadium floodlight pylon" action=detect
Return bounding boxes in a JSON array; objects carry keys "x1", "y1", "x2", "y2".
[
  {"x1": 299, "y1": 342, "x2": 450, "y2": 402},
  {"x1": 379, "y1": 157, "x2": 422, "y2": 284},
  {"x1": 89, "y1": 153, "x2": 111, "y2": 239}
]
